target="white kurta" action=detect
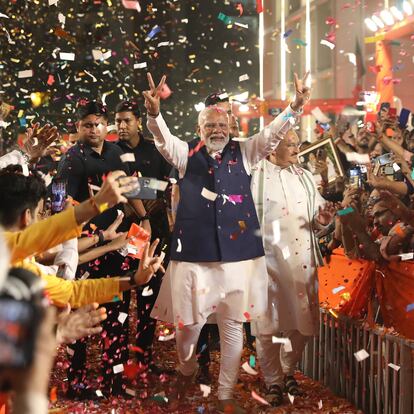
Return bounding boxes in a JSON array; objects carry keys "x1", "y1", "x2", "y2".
[
  {"x1": 147, "y1": 106, "x2": 300, "y2": 326},
  {"x1": 251, "y1": 160, "x2": 325, "y2": 336}
]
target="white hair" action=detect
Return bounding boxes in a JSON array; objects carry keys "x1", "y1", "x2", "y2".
[{"x1": 197, "y1": 105, "x2": 229, "y2": 126}]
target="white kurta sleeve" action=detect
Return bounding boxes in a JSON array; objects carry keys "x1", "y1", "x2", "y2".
[
  {"x1": 147, "y1": 113, "x2": 189, "y2": 178},
  {"x1": 241, "y1": 105, "x2": 301, "y2": 171}
]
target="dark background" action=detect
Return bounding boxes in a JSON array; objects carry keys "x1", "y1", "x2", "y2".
[{"x1": 0, "y1": 0, "x2": 260, "y2": 149}]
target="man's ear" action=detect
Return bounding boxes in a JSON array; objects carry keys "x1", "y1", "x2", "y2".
[
  {"x1": 21, "y1": 208, "x2": 32, "y2": 228},
  {"x1": 75, "y1": 121, "x2": 80, "y2": 133},
  {"x1": 196, "y1": 125, "x2": 201, "y2": 136}
]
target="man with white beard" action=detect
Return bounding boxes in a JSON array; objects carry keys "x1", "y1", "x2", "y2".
[
  {"x1": 143, "y1": 72, "x2": 310, "y2": 413},
  {"x1": 251, "y1": 128, "x2": 334, "y2": 406}
]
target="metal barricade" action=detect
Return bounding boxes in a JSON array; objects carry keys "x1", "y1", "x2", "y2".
[{"x1": 300, "y1": 309, "x2": 414, "y2": 414}]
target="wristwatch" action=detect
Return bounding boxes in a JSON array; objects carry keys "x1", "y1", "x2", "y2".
[{"x1": 140, "y1": 214, "x2": 151, "y2": 221}]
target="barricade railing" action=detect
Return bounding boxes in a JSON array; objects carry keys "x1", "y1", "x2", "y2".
[{"x1": 300, "y1": 308, "x2": 414, "y2": 414}]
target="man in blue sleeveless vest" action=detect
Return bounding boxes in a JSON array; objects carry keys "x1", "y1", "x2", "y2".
[{"x1": 143, "y1": 72, "x2": 310, "y2": 413}]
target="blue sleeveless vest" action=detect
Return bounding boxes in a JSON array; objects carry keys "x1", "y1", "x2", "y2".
[{"x1": 171, "y1": 138, "x2": 265, "y2": 262}]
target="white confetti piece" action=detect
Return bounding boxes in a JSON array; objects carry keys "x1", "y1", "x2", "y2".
[
  {"x1": 59, "y1": 52, "x2": 75, "y2": 61},
  {"x1": 239, "y1": 74, "x2": 249, "y2": 82},
  {"x1": 158, "y1": 332, "x2": 175, "y2": 341},
  {"x1": 332, "y1": 286, "x2": 346, "y2": 294},
  {"x1": 354, "y1": 349, "x2": 369, "y2": 362},
  {"x1": 346, "y1": 52, "x2": 357, "y2": 66},
  {"x1": 142, "y1": 286, "x2": 153, "y2": 296},
  {"x1": 58, "y1": 13, "x2": 66, "y2": 25},
  {"x1": 117, "y1": 312, "x2": 128, "y2": 325},
  {"x1": 18, "y1": 70, "x2": 33, "y2": 78},
  {"x1": 113, "y1": 363, "x2": 124, "y2": 374},
  {"x1": 282, "y1": 246, "x2": 290, "y2": 260},
  {"x1": 125, "y1": 388, "x2": 136, "y2": 396},
  {"x1": 157, "y1": 41, "x2": 171, "y2": 47},
  {"x1": 388, "y1": 363, "x2": 400, "y2": 371},
  {"x1": 200, "y1": 384, "x2": 211, "y2": 397},
  {"x1": 184, "y1": 344, "x2": 195, "y2": 361},
  {"x1": 21, "y1": 163, "x2": 29, "y2": 177},
  {"x1": 134, "y1": 62, "x2": 148, "y2": 69},
  {"x1": 311, "y1": 107, "x2": 330, "y2": 124},
  {"x1": 120, "y1": 153, "x2": 135, "y2": 162},
  {"x1": 399, "y1": 252, "x2": 414, "y2": 261},
  {"x1": 392, "y1": 163, "x2": 401, "y2": 172},
  {"x1": 251, "y1": 390, "x2": 270, "y2": 405},
  {"x1": 271, "y1": 336, "x2": 292, "y2": 352},
  {"x1": 48, "y1": 0, "x2": 58, "y2": 5},
  {"x1": 234, "y1": 22, "x2": 248, "y2": 29},
  {"x1": 176, "y1": 238, "x2": 182, "y2": 253},
  {"x1": 345, "y1": 152, "x2": 371, "y2": 164},
  {"x1": 0, "y1": 13, "x2": 10, "y2": 18},
  {"x1": 288, "y1": 393, "x2": 295, "y2": 404},
  {"x1": 79, "y1": 271, "x2": 90, "y2": 280},
  {"x1": 66, "y1": 346, "x2": 75, "y2": 356},
  {"x1": 96, "y1": 390, "x2": 104, "y2": 397},
  {"x1": 201, "y1": 187, "x2": 218, "y2": 201},
  {"x1": 272, "y1": 220, "x2": 280, "y2": 245},
  {"x1": 318, "y1": 400, "x2": 323, "y2": 409},
  {"x1": 241, "y1": 361, "x2": 258, "y2": 375},
  {"x1": 320, "y1": 39, "x2": 335, "y2": 49},
  {"x1": 232, "y1": 137, "x2": 250, "y2": 142}
]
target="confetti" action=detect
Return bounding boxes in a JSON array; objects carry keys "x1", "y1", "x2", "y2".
[
  {"x1": 120, "y1": 153, "x2": 135, "y2": 162},
  {"x1": 282, "y1": 246, "x2": 290, "y2": 260},
  {"x1": 145, "y1": 25, "x2": 161, "y2": 41},
  {"x1": 272, "y1": 336, "x2": 293, "y2": 352},
  {"x1": 122, "y1": 0, "x2": 141, "y2": 12},
  {"x1": 239, "y1": 74, "x2": 249, "y2": 82},
  {"x1": 388, "y1": 363, "x2": 400, "y2": 371},
  {"x1": 18, "y1": 70, "x2": 33, "y2": 78},
  {"x1": 320, "y1": 39, "x2": 335, "y2": 49},
  {"x1": 337, "y1": 207, "x2": 354, "y2": 216},
  {"x1": 117, "y1": 312, "x2": 128, "y2": 325},
  {"x1": 283, "y1": 29, "x2": 293, "y2": 38},
  {"x1": 176, "y1": 238, "x2": 182, "y2": 252},
  {"x1": 218, "y1": 12, "x2": 232, "y2": 25},
  {"x1": 241, "y1": 361, "x2": 258, "y2": 375},
  {"x1": 251, "y1": 390, "x2": 270, "y2": 405},
  {"x1": 113, "y1": 363, "x2": 124, "y2": 374},
  {"x1": 318, "y1": 400, "x2": 323, "y2": 409},
  {"x1": 354, "y1": 349, "x2": 369, "y2": 362},
  {"x1": 249, "y1": 355, "x2": 256, "y2": 368},
  {"x1": 134, "y1": 62, "x2": 148, "y2": 69},
  {"x1": 288, "y1": 393, "x2": 295, "y2": 404},
  {"x1": 332, "y1": 286, "x2": 346, "y2": 294},
  {"x1": 293, "y1": 38, "x2": 307, "y2": 46},
  {"x1": 406, "y1": 303, "x2": 414, "y2": 312},
  {"x1": 158, "y1": 332, "x2": 175, "y2": 341},
  {"x1": 200, "y1": 384, "x2": 211, "y2": 397},
  {"x1": 201, "y1": 187, "x2": 218, "y2": 201},
  {"x1": 399, "y1": 252, "x2": 414, "y2": 261},
  {"x1": 59, "y1": 52, "x2": 75, "y2": 61},
  {"x1": 96, "y1": 389, "x2": 104, "y2": 397},
  {"x1": 142, "y1": 286, "x2": 153, "y2": 296}
]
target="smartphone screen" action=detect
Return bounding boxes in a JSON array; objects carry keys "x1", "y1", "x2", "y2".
[
  {"x1": 0, "y1": 299, "x2": 39, "y2": 368},
  {"x1": 51, "y1": 180, "x2": 67, "y2": 213},
  {"x1": 349, "y1": 168, "x2": 361, "y2": 188},
  {"x1": 375, "y1": 153, "x2": 393, "y2": 166}
]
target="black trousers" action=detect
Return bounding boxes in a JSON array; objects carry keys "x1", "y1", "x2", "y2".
[{"x1": 67, "y1": 291, "x2": 131, "y2": 394}]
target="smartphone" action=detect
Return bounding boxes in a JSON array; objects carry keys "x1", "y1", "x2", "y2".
[
  {"x1": 349, "y1": 168, "x2": 361, "y2": 189},
  {"x1": 0, "y1": 298, "x2": 41, "y2": 368},
  {"x1": 119, "y1": 177, "x2": 157, "y2": 200},
  {"x1": 51, "y1": 180, "x2": 67, "y2": 213},
  {"x1": 375, "y1": 153, "x2": 393, "y2": 166}
]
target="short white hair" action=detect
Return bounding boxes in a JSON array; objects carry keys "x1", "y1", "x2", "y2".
[{"x1": 198, "y1": 105, "x2": 229, "y2": 126}]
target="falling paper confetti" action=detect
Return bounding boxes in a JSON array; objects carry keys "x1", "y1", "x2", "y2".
[
  {"x1": 201, "y1": 187, "x2": 218, "y2": 201},
  {"x1": 354, "y1": 349, "x2": 369, "y2": 362},
  {"x1": 241, "y1": 361, "x2": 258, "y2": 375},
  {"x1": 251, "y1": 390, "x2": 270, "y2": 405}
]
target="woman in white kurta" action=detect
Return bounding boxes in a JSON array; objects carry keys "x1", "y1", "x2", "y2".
[{"x1": 251, "y1": 129, "x2": 328, "y2": 406}]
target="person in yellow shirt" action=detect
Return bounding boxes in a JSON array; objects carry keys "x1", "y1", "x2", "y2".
[{"x1": 1, "y1": 168, "x2": 165, "y2": 308}]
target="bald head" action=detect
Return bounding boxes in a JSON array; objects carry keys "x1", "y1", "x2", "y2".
[{"x1": 198, "y1": 106, "x2": 230, "y2": 153}]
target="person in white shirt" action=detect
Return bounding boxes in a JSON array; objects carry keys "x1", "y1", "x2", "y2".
[
  {"x1": 251, "y1": 129, "x2": 334, "y2": 406},
  {"x1": 142, "y1": 72, "x2": 310, "y2": 413}
]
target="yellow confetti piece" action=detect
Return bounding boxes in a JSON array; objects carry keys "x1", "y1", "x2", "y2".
[
  {"x1": 98, "y1": 202, "x2": 109, "y2": 213},
  {"x1": 329, "y1": 309, "x2": 338, "y2": 318},
  {"x1": 364, "y1": 33, "x2": 385, "y2": 44}
]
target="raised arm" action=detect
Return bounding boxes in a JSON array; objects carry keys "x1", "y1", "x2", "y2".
[
  {"x1": 144, "y1": 73, "x2": 189, "y2": 177},
  {"x1": 243, "y1": 72, "x2": 311, "y2": 167}
]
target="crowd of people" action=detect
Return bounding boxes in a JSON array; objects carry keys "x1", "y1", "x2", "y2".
[{"x1": 0, "y1": 69, "x2": 413, "y2": 414}]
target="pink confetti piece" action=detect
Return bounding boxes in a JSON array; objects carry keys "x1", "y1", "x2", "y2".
[{"x1": 251, "y1": 390, "x2": 270, "y2": 405}]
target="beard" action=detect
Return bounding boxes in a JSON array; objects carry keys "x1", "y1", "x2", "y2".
[{"x1": 206, "y1": 135, "x2": 229, "y2": 152}]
